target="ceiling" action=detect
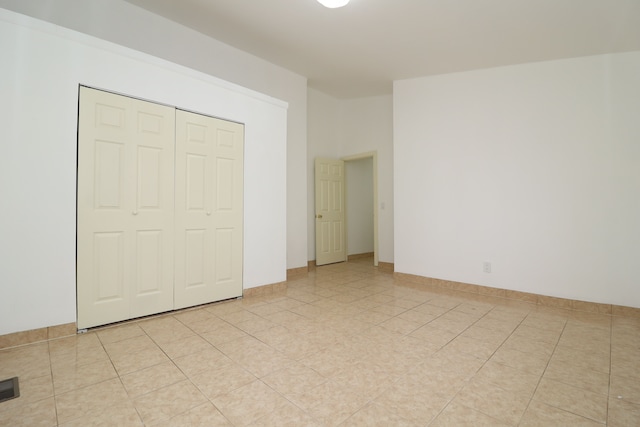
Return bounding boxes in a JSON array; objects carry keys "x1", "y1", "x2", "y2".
[{"x1": 125, "y1": 0, "x2": 640, "y2": 98}]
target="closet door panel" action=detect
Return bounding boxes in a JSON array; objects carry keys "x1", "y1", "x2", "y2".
[
  {"x1": 212, "y1": 121, "x2": 244, "y2": 297},
  {"x1": 129, "y1": 99, "x2": 175, "y2": 318},
  {"x1": 78, "y1": 87, "x2": 175, "y2": 328},
  {"x1": 175, "y1": 110, "x2": 243, "y2": 309}
]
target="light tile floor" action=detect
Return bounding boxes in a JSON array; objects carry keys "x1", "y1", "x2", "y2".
[{"x1": 1, "y1": 257, "x2": 640, "y2": 426}]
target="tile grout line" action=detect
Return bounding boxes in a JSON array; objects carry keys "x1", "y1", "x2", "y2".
[
  {"x1": 429, "y1": 304, "x2": 531, "y2": 425},
  {"x1": 517, "y1": 314, "x2": 567, "y2": 425}
]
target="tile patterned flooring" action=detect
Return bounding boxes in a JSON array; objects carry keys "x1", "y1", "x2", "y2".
[{"x1": 1, "y1": 257, "x2": 639, "y2": 426}]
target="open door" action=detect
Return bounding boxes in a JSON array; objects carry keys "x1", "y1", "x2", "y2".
[{"x1": 315, "y1": 158, "x2": 346, "y2": 266}]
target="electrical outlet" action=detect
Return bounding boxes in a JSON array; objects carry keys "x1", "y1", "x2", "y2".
[{"x1": 483, "y1": 262, "x2": 492, "y2": 273}]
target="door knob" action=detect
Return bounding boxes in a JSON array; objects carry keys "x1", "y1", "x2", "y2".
[{"x1": 316, "y1": 214, "x2": 323, "y2": 219}]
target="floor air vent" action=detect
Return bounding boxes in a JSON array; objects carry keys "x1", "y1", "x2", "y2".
[{"x1": 0, "y1": 377, "x2": 19, "y2": 403}]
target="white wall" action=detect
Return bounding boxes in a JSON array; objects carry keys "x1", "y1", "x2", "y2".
[
  {"x1": 307, "y1": 89, "x2": 394, "y2": 263},
  {"x1": 394, "y1": 51, "x2": 640, "y2": 308},
  {"x1": 0, "y1": 0, "x2": 309, "y2": 271},
  {"x1": 307, "y1": 89, "x2": 341, "y2": 261},
  {"x1": 0, "y1": 10, "x2": 288, "y2": 335},
  {"x1": 338, "y1": 96, "x2": 394, "y2": 263},
  {"x1": 346, "y1": 158, "x2": 374, "y2": 255}
]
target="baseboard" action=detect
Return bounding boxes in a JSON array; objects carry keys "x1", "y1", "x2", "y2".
[
  {"x1": 286, "y1": 266, "x2": 308, "y2": 280},
  {"x1": 393, "y1": 272, "x2": 640, "y2": 318},
  {"x1": 378, "y1": 262, "x2": 394, "y2": 272},
  {"x1": 347, "y1": 252, "x2": 374, "y2": 260},
  {"x1": 307, "y1": 258, "x2": 394, "y2": 273},
  {"x1": 6, "y1": 272, "x2": 637, "y2": 349},
  {"x1": 242, "y1": 281, "x2": 287, "y2": 298},
  {"x1": 0, "y1": 322, "x2": 76, "y2": 350}
]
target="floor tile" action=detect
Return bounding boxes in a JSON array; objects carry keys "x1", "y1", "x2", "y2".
[
  {"x1": 102, "y1": 334, "x2": 158, "y2": 358},
  {"x1": 189, "y1": 359, "x2": 256, "y2": 399},
  {"x1": 611, "y1": 348, "x2": 640, "y2": 380},
  {"x1": 133, "y1": 379, "x2": 208, "y2": 425},
  {"x1": 144, "y1": 324, "x2": 197, "y2": 345},
  {"x1": 305, "y1": 385, "x2": 371, "y2": 426},
  {"x1": 262, "y1": 362, "x2": 327, "y2": 398},
  {"x1": 216, "y1": 336, "x2": 293, "y2": 378},
  {"x1": 552, "y1": 345, "x2": 611, "y2": 374},
  {"x1": 520, "y1": 400, "x2": 604, "y2": 426},
  {"x1": 120, "y1": 360, "x2": 187, "y2": 397},
  {"x1": 0, "y1": 343, "x2": 51, "y2": 381},
  {"x1": 156, "y1": 334, "x2": 213, "y2": 359},
  {"x1": 55, "y1": 378, "x2": 129, "y2": 424},
  {"x1": 378, "y1": 316, "x2": 422, "y2": 335},
  {"x1": 252, "y1": 400, "x2": 320, "y2": 426},
  {"x1": 472, "y1": 360, "x2": 540, "y2": 396},
  {"x1": 444, "y1": 334, "x2": 501, "y2": 360},
  {"x1": 153, "y1": 402, "x2": 232, "y2": 426},
  {"x1": 375, "y1": 378, "x2": 451, "y2": 424},
  {"x1": 172, "y1": 347, "x2": 230, "y2": 377},
  {"x1": 489, "y1": 346, "x2": 550, "y2": 376},
  {"x1": 512, "y1": 324, "x2": 563, "y2": 344},
  {"x1": 610, "y1": 374, "x2": 640, "y2": 406},
  {"x1": 49, "y1": 343, "x2": 109, "y2": 370},
  {"x1": 421, "y1": 347, "x2": 485, "y2": 379},
  {"x1": 211, "y1": 380, "x2": 290, "y2": 426},
  {"x1": 200, "y1": 323, "x2": 247, "y2": 346},
  {"x1": 48, "y1": 333, "x2": 102, "y2": 356},
  {"x1": 51, "y1": 359, "x2": 117, "y2": 394},
  {"x1": 430, "y1": 400, "x2": 512, "y2": 427},
  {"x1": 544, "y1": 358, "x2": 610, "y2": 395},
  {"x1": 453, "y1": 377, "x2": 531, "y2": 424},
  {"x1": 500, "y1": 334, "x2": 556, "y2": 359},
  {"x1": 341, "y1": 402, "x2": 415, "y2": 426},
  {"x1": 4, "y1": 257, "x2": 640, "y2": 425},
  {"x1": 0, "y1": 396, "x2": 57, "y2": 427},
  {"x1": 409, "y1": 324, "x2": 459, "y2": 348},
  {"x1": 57, "y1": 401, "x2": 143, "y2": 427},
  {"x1": 109, "y1": 346, "x2": 170, "y2": 375},
  {"x1": 533, "y1": 377, "x2": 608, "y2": 424},
  {"x1": 0, "y1": 373, "x2": 53, "y2": 413},
  {"x1": 608, "y1": 397, "x2": 640, "y2": 427},
  {"x1": 95, "y1": 323, "x2": 145, "y2": 344}
]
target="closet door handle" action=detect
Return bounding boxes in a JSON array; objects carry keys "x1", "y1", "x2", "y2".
[
  {"x1": 132, "y1": 211, "x2": 138, "y2": 215},
  {"x1": 206, "y1": 211, "x2": 212, "y2": 216}
]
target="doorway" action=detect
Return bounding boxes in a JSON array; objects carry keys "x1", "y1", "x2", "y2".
[
  {"x1": 343, "y1": 152, "x2": 378, "y2": 267},
  {"x1": 314, "y1": 152, "x2": 378, "y2": 267}
]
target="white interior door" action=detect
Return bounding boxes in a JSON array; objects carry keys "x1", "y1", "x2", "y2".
[
  {"x1": 315, "y1": 158, "x2": 346, "y2": 266},
  {"x1": 77, "y1": 87, "x2": 175, "y2": 329},
  {"x1": 174, "y1": 110, "x2": 244, "y2": 309}
]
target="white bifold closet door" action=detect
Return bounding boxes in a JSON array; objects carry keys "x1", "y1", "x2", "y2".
[
  {"x1": 77, "y1": 87, "x2": 243, "y2": 329},
  {"x1": 174, "y1": 110, "x2": 244, "y2": 310}
]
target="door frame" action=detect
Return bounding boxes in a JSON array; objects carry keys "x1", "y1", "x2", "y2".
[{"x1": 342, "y1": 151, "x2": 378, "y2": 267}]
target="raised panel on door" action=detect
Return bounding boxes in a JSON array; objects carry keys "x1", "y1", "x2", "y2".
[
  {"x1": 77, "y1": 87, "x2": 175, "y2": 329},
  {"x1": 185, "y1": 229, "x2": 206, "y2": 288},
  {"x1": 85, "y1": 231, "x2": 128, "y2": 326},
  {"x1": 129, "y1": 98, "x2": 175, "y2": 318},
  {"x1": 175, "y1": 110, "x2": 243, "y2": 309}
]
